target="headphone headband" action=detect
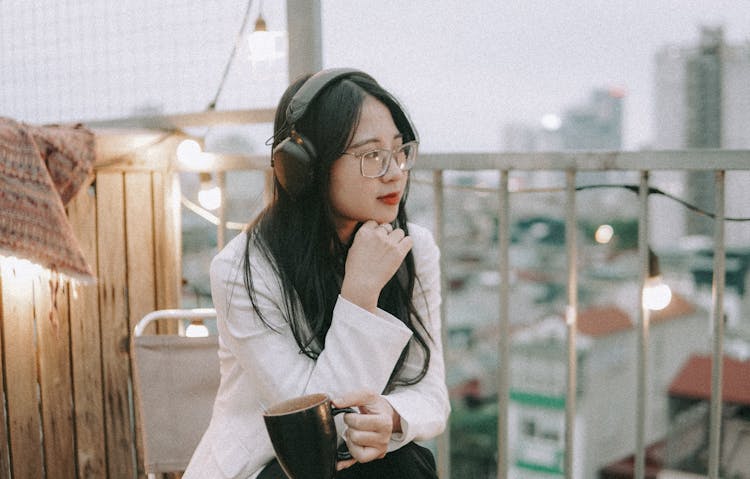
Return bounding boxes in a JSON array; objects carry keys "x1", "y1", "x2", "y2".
[{"x1": 285, "y1": 68, "x2": 371, "y2": 126}]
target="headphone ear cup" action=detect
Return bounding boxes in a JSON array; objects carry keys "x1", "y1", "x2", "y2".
[{"x1": 272, "y1": 132, "x2": 318, "y2": 198}]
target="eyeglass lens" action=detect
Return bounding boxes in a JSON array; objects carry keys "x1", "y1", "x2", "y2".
[{"x1": 361, "y1": 143, "x2": 417, "y2": 178}]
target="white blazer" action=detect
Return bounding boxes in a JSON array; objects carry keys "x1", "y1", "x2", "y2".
[{"x1": 183, "y1": 223, "x2": 450, "y2": 479}]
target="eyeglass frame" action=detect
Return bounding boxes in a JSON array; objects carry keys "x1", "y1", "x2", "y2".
[{"x1": 340, "y1": 140, "x2": 419, "y2": 178}]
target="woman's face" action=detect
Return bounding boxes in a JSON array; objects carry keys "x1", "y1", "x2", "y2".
[{"x1": 329, "y1": 95, "x2": 409, "y2": 242}]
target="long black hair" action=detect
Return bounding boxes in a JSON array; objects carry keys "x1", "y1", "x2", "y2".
[{"x1": 242, "y1": 71, "x2": 430, "y2": 391}]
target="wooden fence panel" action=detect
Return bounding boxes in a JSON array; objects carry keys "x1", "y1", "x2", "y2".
[
  {"x1": 0, "y1": 271, "x2": 10, "y2": 478},
  {"x1": 152, "y1": 171, "x2": 181, "y2": 334},
  {"x1": 125, "y1": 172, "x2": 156, "y2": 479},
  {"x1": 36, "y1": 275, "x2": 77, "y2": 479},
  {"x1": 1, "y1": 145, "x2": 182, "y2": 478},
  {"x1": 96, "y1": 172, "x2": 136, "y2": 479},
  {"x1": 67, "y1": 185, "x2": 107, "y2": 478},
  {"x1": 1, "y1": 267, "x2": 45, "y2": 478}
]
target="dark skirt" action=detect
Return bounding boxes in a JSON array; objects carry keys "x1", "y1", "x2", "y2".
[{"x1": 258, "y1": 441, "x2": 438, "y2": 479}]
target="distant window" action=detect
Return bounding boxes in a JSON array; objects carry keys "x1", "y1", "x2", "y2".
[{"x1": 522, "y1": 419, "x2": 536, "y2": 437}]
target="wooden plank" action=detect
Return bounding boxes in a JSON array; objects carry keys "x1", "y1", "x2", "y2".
[
  {"x1": 125, "y1": 172, "x2": 156, "y2": 478},
  {"x1": 125, "y1": 173, "x2": 157, "y2": 333},
  {"x1": 152, "y1": 171, "x2": 181, "y2": 335},
  {"x1": 85, "y1": 107, "x2": 275, "y2": 130},
  {"x1": 0, "y1": 268, "x2": 12, "y2": 477},
  {"x1": 96, "y1": 172, "x2": 136, "y2": 479},
  {"x1": 35, "y1": 274, "x2": 76, "y2": 479},
  {"x1": 0, "y1": 266, "x2": 44, "y2": 478},
  {"x1": 67, "y1": 185, "x2": 107, "y2": 478}
]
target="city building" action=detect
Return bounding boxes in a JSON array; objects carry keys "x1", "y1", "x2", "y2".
[
  {"x1": 652, "y1": 26, "x2": 750, "y2": 247},
  {"x1": 664, "y1": 354, "x2": 750, "y2": 478},
  {"x1": 560, "y1": 88, "x2": 624, "y2": 151},
  {"x1": 508, "y1": 296, "x2": 708, "y2": 479}
]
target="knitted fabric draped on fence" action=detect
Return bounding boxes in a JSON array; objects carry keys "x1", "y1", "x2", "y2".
[{"x1": 0, "y1": 117, "x2": 95, "y2": 280}]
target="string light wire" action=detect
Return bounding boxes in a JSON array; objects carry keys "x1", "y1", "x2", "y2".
[
  {"x1": 207, "y1": 0, "x2": 255, "y2": 110},
  {"x1": 409, "y1": 178, "x2": 750, "y2": 222}
]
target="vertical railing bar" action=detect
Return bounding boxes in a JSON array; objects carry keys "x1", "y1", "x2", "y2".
[
  {"x1": 564, "y1": 169, "x2": 578, "y2": 479},
  {"x1": 216, "y1": 170, "x2": 227, "y2": 250},
  {"x1": 635, "y1": 171, "x2": 650, "y2": 479},
  {"x1": 708, "y1": 170, "x2": 726, "y2": 479},
  {"x1": 433, "y1": 170, "x2": 450, "y2": 479},
  {"x1": 497, "y1": 170, "x2": 510, "y2": 479}
]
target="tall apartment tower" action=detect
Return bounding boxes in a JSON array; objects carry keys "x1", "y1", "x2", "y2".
[
  {"x1": 561, "y1": 88, "x2": 624, "y2": 151},
  {"x1": 653, "y1": 26, "x2": 750, "y2": 245}
]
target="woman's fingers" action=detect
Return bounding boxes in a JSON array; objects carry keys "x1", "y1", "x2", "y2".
[
  {"x1": 345, "y1": 428, "x2": 390, "y2": 450},
  {"x1": 343, "y1": 410, "x2": 392, "y2": 433},
  {"x1": 333, "y1": 391, "x2": 395, "y2": 464},
  {"x1": 344, "y1": 425, "x2": 389, "y2": 462},
  {"x1": 376, "y1": 222, "x2": 393, "y2": 234},
  {"x1": 333, "y1": 390, "x2": 376, "y2": 409},
  {"x1": 336, "y1": 458, "x2": 357, "y2": 471},
  {"x1": 345, "y1": 440, "x2": 387, "y2": 463},
  {"x1": 341, "y1": 223, "x2": 413, "y2": 310}
]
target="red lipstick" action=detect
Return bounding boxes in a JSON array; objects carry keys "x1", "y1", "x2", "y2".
[{"x1": 378, "y1": 193, "x2": 401, "y2": 205}]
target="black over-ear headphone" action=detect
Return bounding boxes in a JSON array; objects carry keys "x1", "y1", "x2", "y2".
[
  {"x1": 271, "y1": 68, "x2": 364, "y2": 198},
  {"x1": 271, "y1": 68, "x2": 415, "y2": 199}
]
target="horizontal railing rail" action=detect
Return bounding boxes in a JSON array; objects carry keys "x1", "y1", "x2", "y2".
[{"x1": 179, "y1": 149, "x2": 749, "y2": 479}]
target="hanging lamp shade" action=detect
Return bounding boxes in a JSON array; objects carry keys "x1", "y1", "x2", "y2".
[{"x1": 0, "y1": 117, "x2": 96, "y2": 282}]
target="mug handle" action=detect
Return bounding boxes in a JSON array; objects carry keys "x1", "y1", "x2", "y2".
[{"x1": 331, "y1": 407, "x2": 356, "y2": 460}]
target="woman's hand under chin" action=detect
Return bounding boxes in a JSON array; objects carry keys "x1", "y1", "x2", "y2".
[{"x1": 340, "y1": 220, "x2": 413, "y2": 312}]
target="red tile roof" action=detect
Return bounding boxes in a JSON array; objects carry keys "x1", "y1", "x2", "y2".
[
  {"x1": 576, "y1": 293, "x2": 697, "y2": 338},
  {"x1": 577, "y1": 306, "x2": 631, "y2": 337},
  {"x1": 668, "y1": 354, "x2": 750, "y2": 405}
]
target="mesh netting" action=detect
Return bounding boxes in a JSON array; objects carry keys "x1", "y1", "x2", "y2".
[{"x1": 0, "y1": 0, "x2": 288, "y2": 125}]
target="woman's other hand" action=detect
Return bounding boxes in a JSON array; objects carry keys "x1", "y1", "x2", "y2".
[
  {"x1": 333, "y1": 390, "x2": 402, "y2": 470},
  {"x1": 341, "y1": 220, "x2": 413, "y2": 311}
]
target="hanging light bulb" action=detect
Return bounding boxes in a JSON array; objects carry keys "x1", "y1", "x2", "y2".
[
  {"x1": 198, "y1": 172, "x2": 222, "y2": 211},
  {"x1": 643, "y1": 248, "x2": 672, "y2": 311},
  {"x1": 177, "y1": 139, "x2": 202, "y2": 164},
  {"x1": 595, "y1": 224, "x2": 615, "y2": 244},
  {"x1": 246, "y1": 1, "x2": 287, "y2": 63},
  {"x1": 185, "y1": 320, "x2": 210, "y2": 338}
]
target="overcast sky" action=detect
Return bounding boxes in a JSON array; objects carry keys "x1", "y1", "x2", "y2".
[
  {"x1": 1, "y1": 1, "x2": 747, "y2": 153},
  {"x1": 320, "y1": 0, "x2": 750, "y2": 151}
]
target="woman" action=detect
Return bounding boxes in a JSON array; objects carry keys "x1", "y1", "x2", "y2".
[{"x1": 184, "y1": 68, "x2": 449, "y2": 479}]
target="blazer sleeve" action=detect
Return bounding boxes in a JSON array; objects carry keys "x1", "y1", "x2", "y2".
[
  {"x1": 210, "y1": 236, "x2": 414, "y2": 409},
  {"x1": 383, "y1": 224, "x2": 451, "y2": 448}
]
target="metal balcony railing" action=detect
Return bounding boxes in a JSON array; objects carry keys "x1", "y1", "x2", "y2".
[{"x1": 182, "y1": 149, "x2": 750, "y2": 479}]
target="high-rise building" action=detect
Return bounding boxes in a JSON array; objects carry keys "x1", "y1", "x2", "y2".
[
  {"x1": 501, "y1": 88, "x2": 624, "y2": 154},
  {"x1": 652, "y1": 26, "x2": 750, "y2": 245},
  {"x1": 560, "y1": 88, "x2": 624, "y2": 151},
  {"x1": 655, "y1": 26, "x2": 750, "y2": 148}
]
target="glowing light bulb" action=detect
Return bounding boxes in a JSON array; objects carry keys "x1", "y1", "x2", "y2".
[
  {"x1": 643, "y1": 277, "x2": 672, "y2": 311},
  {"x1": 1, "y1": 254, "x2": 46, "y2": 280},
  {"x1": 595, "y1": 224, "x2": 614, "y2": 244},
  {"x1": 198, "y1": 172, "x2": 222, "y2": 211},
  {"x1": 541, "y1": 114, "x2": 562, "y2": 131},
  {"x1": 198, "y1": 186, "x2": 221, "y2": 211},
  {"x1": 177, "y1": 139, "x2": 202, "y2": 165},
  {"x1": 247, "y1": 13, "x2": 287, "y2": 64},
  {"x1": 185, "y1": 322, "x2": 209, "y2": 338}
]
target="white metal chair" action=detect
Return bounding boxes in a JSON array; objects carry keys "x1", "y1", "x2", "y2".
[{"x1": 131, "y1": 308, "x2": 220, "y2": 478}]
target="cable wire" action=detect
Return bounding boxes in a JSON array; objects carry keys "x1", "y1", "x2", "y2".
[
  {"x1": 207, "y1": 0, "x2": 255, "y2": 110},
  {"x1": 575, "y1": 184, "x2": 750, "y2": 222},
  {"x1": 409, "y1": 178, "x2": 750, "y2": 222}
]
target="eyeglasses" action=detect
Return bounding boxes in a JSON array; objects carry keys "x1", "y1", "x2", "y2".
[{"x1": 341, "y1": 141, "x2": 419, "y2": 178}]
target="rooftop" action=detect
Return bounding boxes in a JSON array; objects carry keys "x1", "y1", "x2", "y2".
[{"x1": 669, "y1": 354, "x2": 750, "y2": 405}]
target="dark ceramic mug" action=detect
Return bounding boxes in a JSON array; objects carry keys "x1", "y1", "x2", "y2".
[{"x1": 263, "y1": 393, "x2": 355, "y2": 479}]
